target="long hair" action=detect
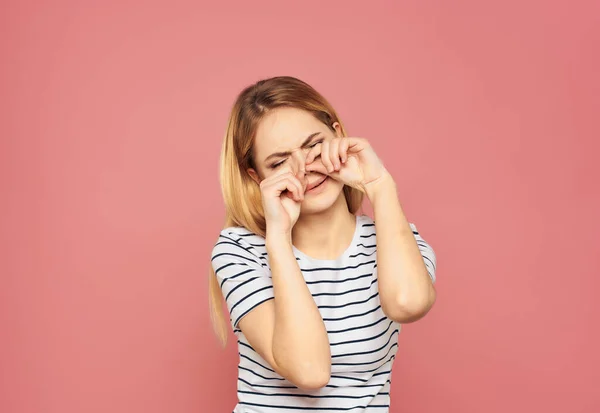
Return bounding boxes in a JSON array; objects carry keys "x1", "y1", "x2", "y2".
[{"x1": 209, "y1": 76, "x2": 364, "y2": 345}]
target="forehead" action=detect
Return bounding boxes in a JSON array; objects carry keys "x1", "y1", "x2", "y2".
[{"x1": 254, "y1": 107, "x2": 327, "y2": 159}]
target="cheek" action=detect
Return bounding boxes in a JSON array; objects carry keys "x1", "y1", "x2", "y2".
[
  {"x1": 256, "y1": 164, "x2": 276, "y2": 181},
  {"x1": 325, "y1": 177, "x2": 345, "y2": 195},
  {"x1": 259, "y1": 169, "x2": 271, "y2": 180}
]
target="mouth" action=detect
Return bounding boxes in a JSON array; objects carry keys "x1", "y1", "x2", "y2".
[{"x1": 306, "y1": 175, "x2": 328, "y2": 192}]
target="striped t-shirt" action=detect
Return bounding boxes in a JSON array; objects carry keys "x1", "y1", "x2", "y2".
[{"x1": 211, "y1": 214, "x2": 437, "y2": 412}]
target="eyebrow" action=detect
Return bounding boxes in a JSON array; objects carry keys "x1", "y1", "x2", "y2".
[{"x1": 263, "y1": 132, "x2": 322, "y2": 163}]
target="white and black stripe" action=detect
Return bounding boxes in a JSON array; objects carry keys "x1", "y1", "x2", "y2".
[{"x1": 211, "y1": 215, "x2": 437, "y2": 412}]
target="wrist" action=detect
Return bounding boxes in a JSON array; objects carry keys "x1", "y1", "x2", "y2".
[
  {"x1": 364, "y1": 171, "x2": 396, "y2": 203},
  {"x1": 266, "y1": 231, "x2": 293, "y2": 250}
]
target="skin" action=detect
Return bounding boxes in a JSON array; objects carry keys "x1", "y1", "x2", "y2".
[{"x1": 241, "y1": 107, "x2": 436, "y2": 390}]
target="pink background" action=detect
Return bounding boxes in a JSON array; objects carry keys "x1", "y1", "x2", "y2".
[{"x1": 1, "y1": 1, "x2": 599, "y2": 412}]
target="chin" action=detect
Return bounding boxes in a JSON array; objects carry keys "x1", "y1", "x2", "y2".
[{"x1": 300, "y1": 176, "x2": 344, "y2": 215}]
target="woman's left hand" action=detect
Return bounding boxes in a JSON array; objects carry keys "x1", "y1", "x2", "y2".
[{"x1": 305, "y1": 137, "x2": 390, "y2": 194}]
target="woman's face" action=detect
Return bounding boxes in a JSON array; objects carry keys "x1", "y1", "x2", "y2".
[{"x1": 248, "y1": 107, "x2": 345, "y2": 215}]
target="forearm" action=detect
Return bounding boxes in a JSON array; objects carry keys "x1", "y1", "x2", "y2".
[
  {"x1": 367, "y1": 174, "x2": 436, "y2": 322},
  {"x1": 266, "y1": 234, "x2": 331, "y2": 387}
]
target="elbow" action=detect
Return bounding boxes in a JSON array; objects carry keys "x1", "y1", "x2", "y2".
[
  {"x1": 382, "y1": 285, "x2": 436, "y2": 323},
  {"x1": 290, "y1": 363, "x2": 331, "y2": 390},
  {"x1": 273, "y1": 344, "x2": 331, "y2": 390},
  {"x1": 295, "y1": 372, "x2": 330, "y2": 391}
]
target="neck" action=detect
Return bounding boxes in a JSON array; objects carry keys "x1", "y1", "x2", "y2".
[{"x1": 292, "y1": 193, "x2": 357, "y2": 260}]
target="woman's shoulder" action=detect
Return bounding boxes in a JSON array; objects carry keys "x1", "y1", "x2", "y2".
[
  {"x1": 356, "y1": 214, "x2": 420, "y2": 233},
  {"x1": 217, "y1": 226, "x2": 265, "y2": 242},
  {"x1": 211, "y1": 226, "x2": 267, "y2": 263}
]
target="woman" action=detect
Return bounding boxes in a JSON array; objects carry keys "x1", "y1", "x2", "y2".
[{"x1": 209, "y1": 76, "x2": 437, "y2": 412}]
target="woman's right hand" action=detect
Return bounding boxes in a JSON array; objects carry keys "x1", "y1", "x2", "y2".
[{"x1": 260, "y1": 169, "x2": 307, "y2": 236}]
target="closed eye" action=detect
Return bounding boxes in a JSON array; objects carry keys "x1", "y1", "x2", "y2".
[
  {"x1": 268, "y1": 139, "x2": 323, "y2": 169},
  {"x1": 270, "y1": 159, "x2": 286, "y2": 169}
]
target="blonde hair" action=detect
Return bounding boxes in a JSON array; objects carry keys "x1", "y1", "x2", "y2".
[{"x1": 209, "y1": 76, "x2": 364, "y2": 345}]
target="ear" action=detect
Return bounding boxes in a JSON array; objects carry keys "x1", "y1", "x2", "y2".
[
  {"x1": 332, "y1": 121, "x2": 343, "y2": 138},
  {"x1": 247, "y1": 168, "x2": 261, "y2": 185}
]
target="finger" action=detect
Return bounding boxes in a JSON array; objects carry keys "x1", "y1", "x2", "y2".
[
  {"x1": 276, "y1": 174, "x2": 304, "y2": 201},
  {"x1": 293, "y1": 156, "x2": 307, "y2": 189},
  {"x1": 294, "y1": 168, "x2": 308, "y2": 194},
  {"x1": 305, "y1": 158, "x2": 329, "y2": 175},
  {"x1": 296, "y1": 170, "x2": 307, "y2": 193},
  {"x1": 329, "y1": 139, "x2": 341, "y2": 171},
  {"x1": 290, "y1": 176, "x2": 305, "y2": 201},
  {"x1": 305, "y1": 143, "x2": 321, "y2": 165},
  {"x1": 320, "y1": 140, "x2": 334, "y2": 173},
  {"x1": 263, "y1": 172, "x2": 303, "y2": 201},
  {"x1": 343, "y1": 137, "x2": 367, "y2": 153},
  {"x1": 267, "y1": 167, "x2": 296, "y2": 181},
  {"x1": 290, "y1": 150, "x2": 306, "y2": 179},
  {"x1": 260, "y1": 170, "x2": 291, "y2": 189},
  {"x1": 339, "y1": 138, "x2": 349, "y2": 163}
]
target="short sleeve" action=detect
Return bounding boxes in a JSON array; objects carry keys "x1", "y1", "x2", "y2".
[
  {"x1": 211, "y1": 230, "x2": 274, "y2": 329},
  {"x1": 409, "y1": 223, "x2": 437, "y2": 284}
]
